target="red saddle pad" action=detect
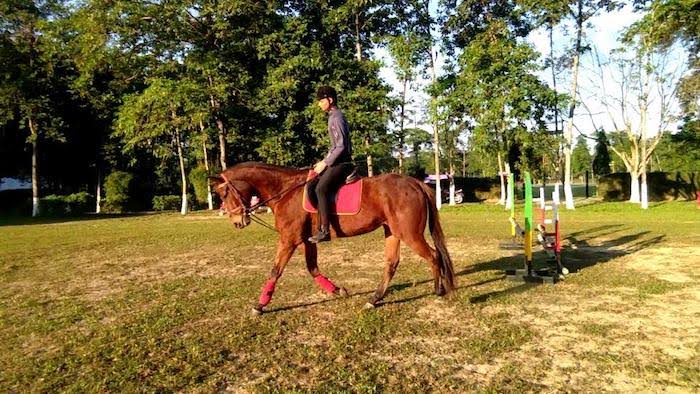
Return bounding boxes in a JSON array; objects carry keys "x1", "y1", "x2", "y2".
[{"x1": 303, "y1": 171, "x2": 363, "y2": 215}]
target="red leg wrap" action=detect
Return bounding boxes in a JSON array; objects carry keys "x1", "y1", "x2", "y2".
[
  {"x1": 258, "y1": 279, "x2": 277, "y2": 306},
  {"x1": 314, "y1": 275, "x2": 337, "y2": 293}
]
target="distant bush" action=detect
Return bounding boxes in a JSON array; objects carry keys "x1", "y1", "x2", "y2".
[
  {"x1": 104, "y1": 171, "x2": 133, "y2": 213},
  {"x1": 188, "y1": 165, "x2": 210, "y2": 206},
  {"x1": 39, "y1": 192, "x2": 93, "y2": 216},
  {"x1": 598, "y1": 172, "x2": 699, "y2": 201},
  {"x1": 152, "y1": 195, "x2": 181, "y2": 211}
]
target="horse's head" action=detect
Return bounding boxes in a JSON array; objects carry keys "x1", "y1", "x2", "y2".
[{"x1": 209, "y1": 175, "x2": 252, "y2": 229}]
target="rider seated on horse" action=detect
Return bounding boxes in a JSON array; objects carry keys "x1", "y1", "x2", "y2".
[{"x1": 306, "y1": 86, "x2": 353, "y2": 243}]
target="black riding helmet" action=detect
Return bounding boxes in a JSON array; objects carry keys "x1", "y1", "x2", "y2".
[{"x1": 316, "y1": 86, "x2": 337, "y2": 103}]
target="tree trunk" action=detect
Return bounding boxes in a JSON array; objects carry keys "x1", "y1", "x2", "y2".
[
  {"x1": 428, "y1": 41, "x2": 441, "y2": 209},
  {"x1": 207, "y1": 77, "x2": 227, "y2": 170},
  {"x1": 639, "y1": 50, "x2": 651, "y2": 209},
  {"x1": 355, "y1": 12, "x2": 373, "y2": 177},
  {"x1": 174, "y1": 128, "x2": 188, "y2": 215},
  {"x1": 449, "y1": 160, "x2": 455, "y2": 206},
  {"x1": 96, "y1": 167, "x2": 101, "y2": 214},
  {"x1": 200, "y1": 119, "x2": 214, "y2": 210},
  {"x1": 29, "y1": 117, "x2": 39, "y2": 217},
  {"x1": 640, "y1": 171, "x2": 648, "y2": 209},
  {"x1": 398, "y1": 78, "x2": 407, "y2": 174},
  {"x1": 365, "y1": 137, "x2": 373, "y2": 177},
  {"x1": 630, "y1": 171, "x2": 640, "y2": 203},
  {"x1": 498, "y1": 152, "x2": 506, "y2": 206},
  {"x1": 563, "y1": 0, "x2": 584, "y2": 210},
  {"x1": 216, "y1": 118, "x2": 227, "y2": 170},
  {"x1": 462, "y1": 148, "x2": 466, "y2": 177}
]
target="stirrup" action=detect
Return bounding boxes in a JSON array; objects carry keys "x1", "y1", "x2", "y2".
[{"x1": 308, "y1": 229, "x2": 331, "y2": 243}]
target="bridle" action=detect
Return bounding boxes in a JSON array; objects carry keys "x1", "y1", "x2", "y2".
[{"x1": 216, "y1": 172, "x2": 313, "y2": 232}]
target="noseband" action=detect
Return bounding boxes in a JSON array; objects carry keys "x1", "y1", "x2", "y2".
[{"x1": 217, "y1": 173, "x2": 250, "y2": 217}]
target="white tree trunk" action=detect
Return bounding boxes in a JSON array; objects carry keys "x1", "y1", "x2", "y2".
[
  {"x1": 640, "y1": 179, "x2": 648, "y2": 209},
  {"x1": 200, "y1": 119, "x2": 214, "y2": 210},
  {"x1": 95, "y1": 168, "x2": 101, "y2": 213},
  {"x1": 449, "y1": 162, "x2": 455, "y2": 206},
  {"x1": 563, "y1": 1, "x2": 584, "y2": 210},
  {"x1": 630, "y1": 172, "x2": 640, "y2": 203},
  {"x1": 29, "y1": 117, "x2": 39, "y2": 217},
  {"x1": 498, "y1": 154, "x2": 506, "y2": 206},
  {"x1": 175, "y1": 129, "x2": 188, "y2": 215}
]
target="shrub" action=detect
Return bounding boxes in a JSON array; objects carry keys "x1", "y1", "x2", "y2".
[
  {"x1": 152, "y1": 195, "x2": 181, "y2": 211},
  {"x1": 39, "y1": 192, "x2": 94, "y2": 216},
  {"x1": 104, "y1": 171, "x2": 133, "y2": 213},
  {"x1": 598, "y1": 172, "x2": 699, "y2": 201},
  {"x1": 188, "y1": 165, "x2": 210, "y2": 206}
]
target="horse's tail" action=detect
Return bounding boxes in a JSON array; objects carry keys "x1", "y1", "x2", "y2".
[{"x1": 417, "y1": 180, "x2": 456, "y2": 296}]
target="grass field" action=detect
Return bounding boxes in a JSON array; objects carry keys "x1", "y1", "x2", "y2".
[{"x1": 1, "y1": 201, "x2": 699, "y2": 391}]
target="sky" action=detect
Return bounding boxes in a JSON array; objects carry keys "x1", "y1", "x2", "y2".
[{"x1": 374, "y1": 3, "x2": 686, "y2": 144}]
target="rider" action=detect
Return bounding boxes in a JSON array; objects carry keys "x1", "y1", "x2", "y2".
[{"x1": 307, "y1": 86, "x2": 353, "y2": 243}]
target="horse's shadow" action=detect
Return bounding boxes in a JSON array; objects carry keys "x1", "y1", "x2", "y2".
[{"x1": 264, "y1": 226, "x2": 665, "y2": 313}]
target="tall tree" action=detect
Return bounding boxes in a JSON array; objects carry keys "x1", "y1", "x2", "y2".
[
  {"x1": 443, "y1": 0, "x2": 557, "y2": 204},
  {"x1": 591, "y1": 130, "x2": 612, "y2": 178},
  {"x1": 0, "y1": 0, "x2": 69, "y2": 217},
  {"x1": 115, "y1": 78, "x2": 206, "y2": 215},
  {"x1": 571, "y1": 134, "x2": 592, "y2": 179},
  {"x1": 386, "y1": 28, "x2": 428, "y2": 174},
  {"x1": 591, "y1": 39, "x2": 685, "y2": 208},
  {"x1": 561, "y1": 0, "x2": 622, "y2": 209}
]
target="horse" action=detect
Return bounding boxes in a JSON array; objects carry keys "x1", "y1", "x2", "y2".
[{"x1": 209, "y1": 162, "x2": 456, "y2": 314}]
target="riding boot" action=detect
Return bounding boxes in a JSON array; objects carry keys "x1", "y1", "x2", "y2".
[{"x1": 308, "y1": 225, "x2": 331, "y2": 243}]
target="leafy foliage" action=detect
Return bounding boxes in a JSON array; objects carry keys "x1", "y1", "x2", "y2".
[{"x1": 103, "y1": 170, "x2": 133, "y2": 213}]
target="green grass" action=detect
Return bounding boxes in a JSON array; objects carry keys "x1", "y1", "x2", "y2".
[{"x1": 1, "y1": 201, "x2": 699, "y2": 391}]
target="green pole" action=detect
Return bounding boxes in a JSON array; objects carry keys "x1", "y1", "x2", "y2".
[{"x1": 524, "y1": 172, "x2": 533, "y2": 275}]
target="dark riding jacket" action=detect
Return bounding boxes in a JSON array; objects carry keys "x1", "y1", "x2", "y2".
[{"x1": 323, "y1": 107, "x2": 352, "y2": 166}]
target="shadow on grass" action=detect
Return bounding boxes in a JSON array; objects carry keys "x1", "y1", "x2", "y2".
[
  {"x1": 266, "y1": 226, "x2": 665, "y2": 313},
  {"x1": 460, "y1": 226, "x2": 665, "y2": 303},
  {"x1": 0, "y1": 212, "x2": 158, "y2": 227}
]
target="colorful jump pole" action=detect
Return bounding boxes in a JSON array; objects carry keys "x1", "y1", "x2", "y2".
[
  {"x1": 524, "y1": 172, "x2": 533, "y2": 276},
  {"x1": 509, "y1": 173, "x2": 515, "y2": 240},
  {"x1": 504, "y1": 172, "x2": 566, "y2": 283}
]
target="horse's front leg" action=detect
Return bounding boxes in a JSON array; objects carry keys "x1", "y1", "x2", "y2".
[
  {"x1": 303, "y1": 241, "x2": 348, "y2": 297},
  {"x1": 253, "y1": 240, "x2": 297, "y2": 315}
]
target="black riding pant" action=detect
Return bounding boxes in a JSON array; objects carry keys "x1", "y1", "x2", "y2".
[{"x1": 306, "y1": 163, "x2": 353, "y2": 228}]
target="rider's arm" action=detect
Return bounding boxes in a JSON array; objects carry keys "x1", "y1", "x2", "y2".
[{"x1": 323, "y1": 115, "x2": 349, "y2": 166}]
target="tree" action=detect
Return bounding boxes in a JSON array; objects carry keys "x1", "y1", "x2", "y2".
[
  {"x1": 115, "y1": 78, "x2": 206, "y2": 215},
  {"x1": 561, "y1": 0, "x2": 622, "y2": 209},
  {"x1": 386, "y1": 28, "x2": 429, "y2": 174},
  {"x1": 591, "y1": 130, "x2": 612, "y2": 177},
  {"x1": 0, "y1": 0, "x2": 69, "y2": 217},
  {"x1": 443, "y1": 0, "x2": 558, "y2": 204},
  {"x1": 571, "y1": 134, "x2": 592, "y2": 179},
  {"x1": 590, "y1": 37, "x2": 685, "y2": 208}
]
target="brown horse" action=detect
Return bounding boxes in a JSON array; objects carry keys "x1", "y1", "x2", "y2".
[{"x1": 209, "y1": 162, "x2": 455, "y2": 314}]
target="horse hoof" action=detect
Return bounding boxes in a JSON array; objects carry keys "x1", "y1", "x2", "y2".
[
  {"x1": 334, "y1": 287, "x2": 349, "y2": 297},
  {"x1": 363, "y1": 302, "x2": 376, "y2": 310},
  {"x1": 251, "y1": 306, "x2": 264, "y2": 316}
]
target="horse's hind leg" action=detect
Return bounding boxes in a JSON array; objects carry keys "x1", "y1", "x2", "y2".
[
  {"x1": 254, "y1": 240, "x2": 297, "y2": 315},
  {"x1": 303, "y1": 241, "x2": 347, "y2": 297},
  {"x1": 401, "y1": 233, "x2": 445, "y2": 297},
  {"x1": 365, "y1": 227, "x2": 401, "y2": 308}
]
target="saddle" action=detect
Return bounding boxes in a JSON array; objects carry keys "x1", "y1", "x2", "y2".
[{"x1": 303, "y1": 167, "x2": 363, "y2": 215}]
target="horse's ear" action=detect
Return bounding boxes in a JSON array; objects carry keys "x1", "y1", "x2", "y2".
[{"x1": 208, "y1": 176, "x2": 224, "y2": 188}]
